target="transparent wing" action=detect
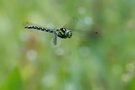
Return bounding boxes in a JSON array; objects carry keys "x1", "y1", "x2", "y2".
[
  {"x1": 53, "y1": 32, "x2": 57, "y2": 45},
  {"x1": 64, "y1": 17, "x2": 78, "y2": 30}
]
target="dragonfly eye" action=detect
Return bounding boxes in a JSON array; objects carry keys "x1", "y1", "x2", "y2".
[{"x1": 67, "y1": 30, "x2": 72, "y2": 38}]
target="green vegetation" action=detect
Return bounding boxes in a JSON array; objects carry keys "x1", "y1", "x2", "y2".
[{"x1": 0, "y1": 0, "x2": 135, "y2": 90}]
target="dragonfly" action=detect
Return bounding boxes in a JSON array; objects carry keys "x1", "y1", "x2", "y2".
[{"x1": 25, "y1": 24, "x2": 72, "y2": 45}]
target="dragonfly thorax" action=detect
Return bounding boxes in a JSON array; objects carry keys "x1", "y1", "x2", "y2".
[{"x1": 56, "y1": 27, "x2": 72, "y2": 39}]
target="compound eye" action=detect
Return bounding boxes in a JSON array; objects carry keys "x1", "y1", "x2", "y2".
[{"x1": 68, "y1": 31, "x2": 72, "y2": 38}]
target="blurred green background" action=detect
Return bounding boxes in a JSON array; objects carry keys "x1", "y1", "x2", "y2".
[{"x1": 0, "y1": 0, "x2": 135, "y2": 90}]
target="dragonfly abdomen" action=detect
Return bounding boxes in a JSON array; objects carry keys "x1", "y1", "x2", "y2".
[{"x1": 25, "y1": 25, "x2": 54, "y2": 33}]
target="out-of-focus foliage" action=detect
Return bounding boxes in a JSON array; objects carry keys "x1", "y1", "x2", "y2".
[
  {"x1": 0, "y1": 0, "x2": 135, "y2": 90},
  {"x1": 0, "y1": 67, "x2": 22, "y2": 90}
]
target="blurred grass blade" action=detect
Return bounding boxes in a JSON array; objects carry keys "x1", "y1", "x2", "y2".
[
  {"x1": 125, "y1": 77, "x2": 135, "y2": 90},
  {"x1": 0, "y1": 67, "x2": 23, "y2": 90}
]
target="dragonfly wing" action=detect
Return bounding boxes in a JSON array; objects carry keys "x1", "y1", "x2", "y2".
[
  {"x1": 53, "y1": 32, "x2": 57, "y2": 45},
  {"x1": 64, "y1": 17, "x2": 78, "y2": 30}
]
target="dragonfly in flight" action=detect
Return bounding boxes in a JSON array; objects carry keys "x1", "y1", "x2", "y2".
[{"x1": 25, "y1": 24, "x2": 72, "y2": 45}]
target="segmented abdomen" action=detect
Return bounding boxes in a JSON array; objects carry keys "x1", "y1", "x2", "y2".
[{"x1": 25, "y1": 25, "x2": 54, "y2": 33}]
